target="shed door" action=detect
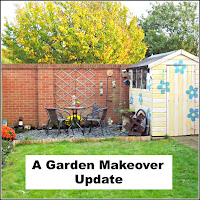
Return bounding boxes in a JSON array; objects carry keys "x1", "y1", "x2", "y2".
[{"x1": 167, "y1": 65, "x2": 196, "y2": 136}]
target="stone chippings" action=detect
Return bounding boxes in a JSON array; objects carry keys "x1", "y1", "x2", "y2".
[{"x1": 15, "y1": 125, "x2": 128, "y2": 140}]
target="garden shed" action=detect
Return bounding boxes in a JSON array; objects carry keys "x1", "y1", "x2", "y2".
[{"x1": 126, "y1": 49, "x2": 199, "y2": 137}]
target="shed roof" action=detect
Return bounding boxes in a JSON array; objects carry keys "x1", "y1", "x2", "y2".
[{"x1": 127, "y1": 49, "x2": 199, "y2": 71}]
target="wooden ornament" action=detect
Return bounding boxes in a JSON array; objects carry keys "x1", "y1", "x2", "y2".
[{"x1": 107, "y1": 70, "x2": 113, "y2": 76}]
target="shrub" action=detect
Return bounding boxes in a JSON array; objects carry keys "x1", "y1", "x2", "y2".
[
  {"x1": 1, "y1": 126, "x2": 16, "y2": 141},
  {"x1": 2, "y1": 140, "x2": 13, "y2": 167}
]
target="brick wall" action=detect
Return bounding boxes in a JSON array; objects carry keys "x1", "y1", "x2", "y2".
[{"x1": 2, "y1": 64, "x2": 131, "y2": 127}]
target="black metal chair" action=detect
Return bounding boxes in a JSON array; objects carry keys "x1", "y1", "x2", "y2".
[
  {"x1": 83, "y1": 107, "x2": 108, "y2": 135},
  {"x1": 44, "y1": 107, "x2": 71, "y2": 136},
  {"x1": 80, "y1": 105, "x2": 102, "y2": 120}
]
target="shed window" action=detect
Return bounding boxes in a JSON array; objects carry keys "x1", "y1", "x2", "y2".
[
  {"x1": 137, "y1": 69, "x2": 141, "y2": 88},
  {"x1": 142, "y1": 68, "x2": 148, "y2": 89},
  {"x1": 132, "y1": 67, "x2": 149, "y2": 89},
  {"x1": 132, "y1": 70, "x2": 136, "y2": 88}
]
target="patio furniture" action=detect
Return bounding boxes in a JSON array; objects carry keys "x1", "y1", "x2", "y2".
[
  {"x1": 44, "y1": 107, "x2": 71, "y2": 137},
  {"x1": 80, "y1": 105, "x2": 102, "y2": 120},
  {"x1": 83, "y1": 107, "x2": 109, "y2": 135},
  {"x1": 80, "y1": 104, "x2": 102, "y2": 135},
  {"x1": 64, "y1": 106, "x2": 86, "y2": 134}
]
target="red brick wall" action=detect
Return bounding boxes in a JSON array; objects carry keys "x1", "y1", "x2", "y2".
[{"x1": 2, "y1": 64, "x2": 131, "y2": 127}]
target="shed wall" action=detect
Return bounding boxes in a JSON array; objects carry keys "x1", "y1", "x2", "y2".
[
  {"x1": 195, "y1": 65, "x2": 199, "y2": 134},
  {"x1": 152, "y1": 55, "x2": 199, "y2": 136},
  {"x1": 151, "y1": 65, "x2": 167, "y2": 136}
]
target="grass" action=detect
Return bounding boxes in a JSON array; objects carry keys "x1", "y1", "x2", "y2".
[
  {"x1": 24, "y1": 136, "x2": 37, "y2": 140},
  {"x1": 1, "y1": 138, "x2": 199, "y2": 199}
]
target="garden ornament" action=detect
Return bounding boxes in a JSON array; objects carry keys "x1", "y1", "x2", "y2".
[
  {"x1": 2, "y1": 119, "x2": 7, "y2": 126},
  {"x1": 18, "y1": 117, "x2": 23, "y2": 130},
  {"x1": 112, "y1": 80, "x2": 116, "y2": 88},
  {"x1": 24, "y1": 125, "x2": 31, "y2": 130},
  {"x1": 107, "y1": 70, "x2": 113, "y2": 77},
  {"x1": 72, "y1": 95, "x2": 76, "y2": 106},
  {"x1": 123, "y1": 79, "x2": 130, "y2": 85},
  {"x1": 108, "y1": 117, "x2": 113, "y2": 126},
  {"x1": 100, "y1": 81, "x2": 103, "y2": 96}
]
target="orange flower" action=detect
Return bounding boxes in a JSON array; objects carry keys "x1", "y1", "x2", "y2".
[{"x1": 1, "y1": 126, "x2": 16, "y2": 141}]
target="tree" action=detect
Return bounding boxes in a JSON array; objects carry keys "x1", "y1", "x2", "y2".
[
  {"x1": 2, "y1": 1, "x2": 147, "y2": 64},
  {"x1": 1, "y1": 56, "x2": 13, "y2": 64},
  {"x1": 138, "y1": 1, "x2": 199, "y2": 57},
  {"x1": 1, "y1": 50, "x2": 13, "y2": 63}
]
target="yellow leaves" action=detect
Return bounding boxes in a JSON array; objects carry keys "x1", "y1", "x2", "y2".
[
  {"x1": 30, "y1": 37, "x2": 37, "y2": 43},
  {"x1": 69, "y1": 55, "x2": 77, "y2": 60},
  {"x1": 57, "y1": 35, "x2": 63, "y2": 41},
  {"x1": 46, "y1": 1, "x2": 55, "y2": 10},
  {"x1": 56, "y1": 49, "x2": 62, "y2": 53},
  {"x1": 15, "y1": 58, "x2": 22, "y2": 63},
  {"x1": 2, "y1": 1, "x2": 147, "y2": 64},
  {"x1": 24, "y1": 47, "x2": 29, "y2": 52},
  {"x1": 94, "y1": 51, "x2": 100, "y2": 57},
  {"x1": 58, "y1": 26, "x2": 65, "y2": 33},
  {"x1": 42, "y1": 46, "x2": 50, "y2": 52},
  {"x1": 38, "y1": 54, "x2": 55, "y2": 63}
]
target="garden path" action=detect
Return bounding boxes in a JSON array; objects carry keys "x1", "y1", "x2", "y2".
[{"x1": 172, "y1": 135, "x2": 199, "y2": 151}]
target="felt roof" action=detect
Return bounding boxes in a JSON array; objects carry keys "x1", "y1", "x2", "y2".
[{"x1": 126, "y1": 49, "x2": 199, "y2": 71}]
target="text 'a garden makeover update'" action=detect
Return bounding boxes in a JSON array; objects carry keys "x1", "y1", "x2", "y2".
[{"x1": 26, "y1": 155, "x2": 172, "y2": 190}]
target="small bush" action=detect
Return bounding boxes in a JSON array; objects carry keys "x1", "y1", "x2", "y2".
[
  {"x1": 1, "y1": 126, "x2": 16, "y2": 141},
  {"x1": 2, "y1": 140, "x2": 13, "y2": 167}
]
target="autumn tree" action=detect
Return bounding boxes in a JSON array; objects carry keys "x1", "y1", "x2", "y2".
[
  {"x1": 138, "y1": 1, "x2": 199, "y2": 57},
  {"x1": 2, "y1": 1, "x2": 147, "y2": 64},
  {"x1": 1, "y1": 55, "x2": 13, "y2": 64}
]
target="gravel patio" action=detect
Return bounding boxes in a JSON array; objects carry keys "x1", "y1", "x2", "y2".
[{"x1": 16, "y1": 125, "x2": 128, "y2": 140}]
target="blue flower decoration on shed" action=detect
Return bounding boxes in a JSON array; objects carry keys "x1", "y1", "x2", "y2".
[
  {"x1": 186, "y1": 86, "x2": 198, "y2": 99},
  {"x1": 187, "y1": 108, "x2": 199, "y2": 122},
  {"x1": 130, "y1": 94, "x2": 134, "y2": 105},
  {"x1": 157, "y1": 80, "x2": 170, "y2": 94},
  {"x1": 139, "y1": 93, "x2": 143, "y2": 105},
  {"x1": 147, "y1": 108, "x2": 151, "y2": 119},
  {"x1": 147, "y1": 78, "x2": 151, "y2": 91},
  {"x1": 174, "y1": 60, "x2": 187, "y2": 74}
]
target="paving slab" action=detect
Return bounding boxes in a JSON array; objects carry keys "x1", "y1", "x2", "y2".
[{"x1": 172, "y1": 135, "x2": 199, "y2": 151}]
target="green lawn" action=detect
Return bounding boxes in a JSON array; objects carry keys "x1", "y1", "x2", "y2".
[{"x1": 1, "y1": 138, "x2": 199, "y2": 199}]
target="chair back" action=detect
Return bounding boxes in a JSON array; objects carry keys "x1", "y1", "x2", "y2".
[
  {"x1": 100, "y1": 107, "x2": 108, "y2": 120},
  {"x1": 45, "y1": 107, "x2": 58, "y2": 122},
  {"x1": 92, "y1": 105, "x2": 101, "y2": 118}
]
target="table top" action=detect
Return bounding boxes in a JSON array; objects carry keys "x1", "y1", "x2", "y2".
[{"x1": 64, "y1": 106, "x2": 85, "y2": 110}]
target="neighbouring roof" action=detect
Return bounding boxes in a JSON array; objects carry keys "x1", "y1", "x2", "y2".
[{"x1": 126, "y1": 49, "x2": 199, "y2": 71}]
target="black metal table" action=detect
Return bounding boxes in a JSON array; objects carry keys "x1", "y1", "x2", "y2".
[{"x1": 64, "y1": 106, "x2": 85, "y2": 134}]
